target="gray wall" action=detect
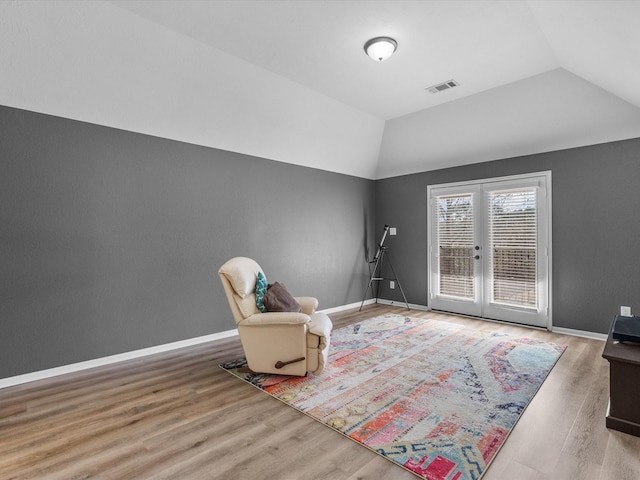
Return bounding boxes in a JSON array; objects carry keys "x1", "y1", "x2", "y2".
[
  {"x1": 4, "y1": 103, "x2": 639, "y2": 380},
  {"x1": 1, "y1": 106, "x2": 375, "y2": 378},
  {"x1": 375, "y1": 138, "x2": 640, "y2": 334}
]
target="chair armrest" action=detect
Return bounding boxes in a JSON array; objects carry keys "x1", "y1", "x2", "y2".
[
  {"x1": 308, "y1": 313, "x2": 332, "y2": 340},
  {"x1": 240, "y1": 312, "x2": 311, "y2": 326},
  {"x1": 295, "y1": 297, "x2": 318, "y2": 315}
]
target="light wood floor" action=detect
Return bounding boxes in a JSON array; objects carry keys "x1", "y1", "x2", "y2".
[{"x1": 1, "y1": 304, "x2": 639, "y2": 479}]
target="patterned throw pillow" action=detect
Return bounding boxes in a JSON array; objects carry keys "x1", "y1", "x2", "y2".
[{"x1": 255, "y1": 271, "x2": 269, "y2": 312}]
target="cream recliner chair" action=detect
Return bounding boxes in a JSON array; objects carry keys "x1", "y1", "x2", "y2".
[{"x1": 219, "y1": 257, "x2": 332, "y2": 376}]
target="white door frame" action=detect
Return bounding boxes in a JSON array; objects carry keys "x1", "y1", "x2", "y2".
[{"x1": 427, "y1": 171, "x2": 552, "y2": 330}]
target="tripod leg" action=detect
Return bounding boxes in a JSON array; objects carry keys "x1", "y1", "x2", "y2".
[
  {"x1": 374, "y1": 250, "x2": 385, "y2": 300},
  {"x1": 384, "y1": 251, "x2": 410, "y2": 310},
  {"x1": 359, "y1": 251, "x2": 383, "y2": 311}
]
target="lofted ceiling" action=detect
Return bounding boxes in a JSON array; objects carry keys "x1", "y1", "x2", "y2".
[
  {"x1": 111, "y1": 0, "x2": 640, "y2": 120},
  {"x1": 2, "y1": 1, "x2": 640, "y2": 178}
]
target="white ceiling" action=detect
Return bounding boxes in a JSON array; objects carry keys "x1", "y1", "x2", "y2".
[
  {"x1": 111, "y1": 0, "x2": 640, "y2": 120},
  {"x1": 2, "y1": 1, "x2": 640, "y2": 179}
]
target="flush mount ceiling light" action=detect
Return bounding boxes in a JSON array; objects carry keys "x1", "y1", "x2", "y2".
[{"x1": 364, "y1": 36, "x2": 397, "y2": 62}]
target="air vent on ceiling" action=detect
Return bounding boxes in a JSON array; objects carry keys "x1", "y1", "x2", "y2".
[{"x1": 426, "y1": 79, "x2": 459, "y2": 94}]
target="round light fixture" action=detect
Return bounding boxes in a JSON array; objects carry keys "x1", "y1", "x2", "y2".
[{"x1": 364, "y1": 36, "x2": 398, "y2": 62}]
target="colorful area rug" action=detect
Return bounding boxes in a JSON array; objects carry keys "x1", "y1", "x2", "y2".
[{"x1": 220, "y1": 314, "x2": 566, "y2": 480}]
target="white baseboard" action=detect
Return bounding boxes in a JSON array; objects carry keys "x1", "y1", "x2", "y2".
[
  {"x1": 377, "y1": 299, "x2": 608, "y2": 341},
  {"x1": 374, "y1": 298, "x2": 429, "y2": 311},
  {"x1": 0, "y1": 329, "x2": 238, "y2": 390},
  {"x1": 1, "y1": 300, "x2": 608, "y2": 390},
  {"x1": 2, "y1": 300, "x2": 377, "y2": 389},
  {"x1": 319, "y1": 298, "x2": 428, "y2": 313},
  {"x1": 551, "y1": 326, "x2": 607, "y2": 341},
  {"x1": 319, "y1": 298, "x2": 376, "y2": 314}
]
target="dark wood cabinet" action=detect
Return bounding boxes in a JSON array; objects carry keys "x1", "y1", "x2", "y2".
[{"x1": 602, "y1": 316, "x2": 640, "y2": 437}]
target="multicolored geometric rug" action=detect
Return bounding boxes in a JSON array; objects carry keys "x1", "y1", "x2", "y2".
[{"x1": 220, "y1": 314, "x2": 566, "y2": 480}]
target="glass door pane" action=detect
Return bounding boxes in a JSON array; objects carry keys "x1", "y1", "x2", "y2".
[
  {"x1": 437, "y1": 194, "x2": 475, "y2": 299},
  {"x1": 429, "y1": 185, "x2": 482, "y2": 318},
  {"x1": 488, "y1": 189, "x2": 537, "y2": 309}
]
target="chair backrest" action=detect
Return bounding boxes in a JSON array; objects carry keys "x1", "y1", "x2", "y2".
[{"x1": 218, "y1": 257, "x2": 263, "y2": 324}]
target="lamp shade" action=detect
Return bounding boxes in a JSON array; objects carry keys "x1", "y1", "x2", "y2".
[{"x1": 364, "y1": 37, "x2": 397, "y2": 62}]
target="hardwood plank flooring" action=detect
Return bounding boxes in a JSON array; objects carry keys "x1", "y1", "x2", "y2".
[{"x1": 1, "y1": 304, "x2": 639, "y2": 479}]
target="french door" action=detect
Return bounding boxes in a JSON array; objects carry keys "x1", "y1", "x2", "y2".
[{"x1": 428, "y1": 172, "x2": 551, "y2": 328}]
